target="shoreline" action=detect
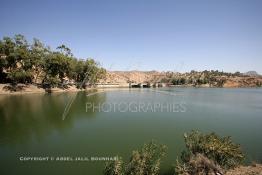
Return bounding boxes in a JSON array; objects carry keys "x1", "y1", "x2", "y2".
[
  {"x1": 0, "y1": 84, "x2": 85, "y2": 95},
  {"x1": 0, "y1": 83, "x2": 261, "y2": 95}
]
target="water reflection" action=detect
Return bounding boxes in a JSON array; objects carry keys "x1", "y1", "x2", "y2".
[
  {"x1": 0, "y1": 88, "x2": 262, "y2": 175},
  {"x1": 0, "y1": 92, "x2": 106, "y2": 145}
]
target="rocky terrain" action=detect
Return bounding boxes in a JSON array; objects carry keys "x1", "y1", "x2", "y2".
[
  {"x1": 102, "y1": 70, "x2": 262, "y2": 88},
  {"x1": 225, "y1": 164, "x2": 262, "y2": 175},
  {"x1": 1, "y1": 70, "x2": 262, "y2": 94},
  {"x1": 103, "y1": 71, "x2": 163, "y2": 83}
]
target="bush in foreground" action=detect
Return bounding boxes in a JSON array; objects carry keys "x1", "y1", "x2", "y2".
[
  {"x1": 104, "y1": 131, "x2": 245, "y2": 175},
  {"x1": 104, "y1": 157, "x2": 124, "y2": 175},
  {"x1": 176, "y1": 131, "x2": 245, "y2": 175},
  {"x1": 104, "y1": 141, "x2": 167, "y2": 175}
]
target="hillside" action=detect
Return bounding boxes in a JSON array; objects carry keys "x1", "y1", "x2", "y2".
[{"x1": 103, "y1": 70, "x2": 262, "y2": 88}]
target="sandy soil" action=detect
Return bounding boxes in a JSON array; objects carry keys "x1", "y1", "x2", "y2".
[
  {"x1": 0, "y1": 84, "x2": 81, "y2": 95},
  {"x1": 225, "y1": 164, "x2": 262, "y2": 175}
]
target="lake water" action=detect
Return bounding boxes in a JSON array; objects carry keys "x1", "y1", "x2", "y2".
[{"x1": 0, "y1": 88, "x2": 262, "y2": 175}]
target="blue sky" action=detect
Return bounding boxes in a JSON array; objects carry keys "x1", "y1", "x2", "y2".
[{"x1": 1, "y1": 0, "x2": 262, "y2": 73}]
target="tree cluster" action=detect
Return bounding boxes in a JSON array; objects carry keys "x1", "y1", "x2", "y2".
[
  {"x1": 168, "y1": 70, "x2": 230, "y2": 87},
  {"x1": 0, "y1": 34, "x2": 106, "y2": 88}
]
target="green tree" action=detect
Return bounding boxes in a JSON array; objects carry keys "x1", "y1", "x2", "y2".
[
  {"x1": 0, "y1": 34, "x2": 106, "y2": 89},
  {"x1": 180, "y1": 78, "x2": 186, "y2": 84},
  {"x1": 30, "y1": 38, "x2": 49, "y2": 83},
  {"x1": 72, "y1": 58, "x2": 106, "y2": 88},
  {"x1": 0, "y1": 40, "x2": 8, "y2": 82},
  {"x1": 57, "y1": 44, "x2": 73, "y2": 57},
  {"x1": 0, "y1": 34, "x2": 33, "y2": 84},
  {"x1": 42, "y1": 52, "x2": 71, "y2": 87},
  {"x1": 171, "y1": 78, "x2": 179, "y2": 85}
]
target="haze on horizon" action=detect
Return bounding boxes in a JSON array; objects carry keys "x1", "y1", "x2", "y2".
[{"x1": 1, "y1": 0, "x2": 262, "y2": 74}]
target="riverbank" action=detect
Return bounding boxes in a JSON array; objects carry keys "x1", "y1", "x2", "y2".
[
  {"x1": 0, "y1": 84, "x2": 82, "y2": 95},
  {"x1": 1, "y1": 83, "x2": 262, "y2": 95},
  {"x1": 225, "y1": 164, "x2": 262, "y2": 175}
]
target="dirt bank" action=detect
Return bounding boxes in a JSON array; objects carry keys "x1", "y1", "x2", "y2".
[
  {"x1": 225, "y1": 164, "x2": 262, "y2": 175},
  {"x1": 0, "y1": 84, "x2": 81, "y2": 95}
]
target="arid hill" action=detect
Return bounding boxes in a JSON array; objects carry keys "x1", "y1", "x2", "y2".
[
  {"x1": 102, "y1": 70, "x2": 262, "y2": 88},
  {"x1": 103, "y1": 71, "x2": 163, "y2": 83}
]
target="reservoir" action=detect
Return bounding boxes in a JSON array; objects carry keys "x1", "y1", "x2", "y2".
[{"x1": 0, "y1": 88, "x2": 262, "y2": 174}]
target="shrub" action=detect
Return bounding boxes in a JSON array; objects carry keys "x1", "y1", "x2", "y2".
[
  {"x1": 104, "y1": 141, "x2": 167, "y2": 175},
  {"x1": 176, "y1": 131, "x2": 244, "y2": 175},
  {"x1": 176, "y1": 153, "x2": 223, "y2": 175},
  {"x1": 104, "y1": 157, "x2": 124, "y2": 175}
]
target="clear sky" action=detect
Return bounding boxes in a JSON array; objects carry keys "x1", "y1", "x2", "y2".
[{"x1": 1, "y1": 0, "x2": 262, "y2": 73}]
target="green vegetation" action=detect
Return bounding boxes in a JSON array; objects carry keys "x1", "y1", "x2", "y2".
[
  {"x1": 104, "y1": 157, "x2": 124, "y2": 175},
  {"x1": 0, "y1": 34, "x2": 106, "y2": 88},
  {"x1": 104, "y1": 141, "x2": 167, "y2": 175},
  {"x1": 171, "y1": 77, "x2": 186, "y2": 85},
  {"x1": 104, "y1": 131, "x2": 245, "y2": 175},
  {"x1": 168, "y1": 70, "x2": 232, "y2": 87},
  {"x1": 176, "y1": 130, "x2": 244, "y2": 175},
  {"x1": 256, "y1": 81, "x2": 262, "y2": 87}
]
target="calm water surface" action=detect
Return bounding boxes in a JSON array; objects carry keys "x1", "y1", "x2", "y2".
[{"x1": 0, "y1": 88, "x2": 262, "y2": 175}]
